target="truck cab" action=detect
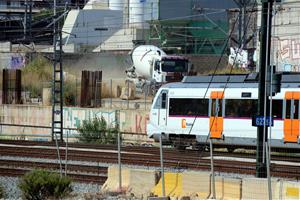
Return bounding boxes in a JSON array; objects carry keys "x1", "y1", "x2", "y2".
[{"x1": 152, "y1": 56, "x2": 190, "y2": 83}]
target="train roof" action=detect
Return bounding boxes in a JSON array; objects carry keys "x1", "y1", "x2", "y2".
[{"x1": 163, "y1": 72, "x2": 300, "y2": 89}]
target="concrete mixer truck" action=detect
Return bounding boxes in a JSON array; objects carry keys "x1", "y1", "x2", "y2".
[{"x1": 125, "y1": 45, "x2": 190, "y2": 93}]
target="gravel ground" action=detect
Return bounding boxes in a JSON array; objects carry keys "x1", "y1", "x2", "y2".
[
  {"x1": 0, "y1": 176, "x2": 21, "y2": 199},
  {"x1": 0, "y1": 176, "x2": 101, "y2": 200}
]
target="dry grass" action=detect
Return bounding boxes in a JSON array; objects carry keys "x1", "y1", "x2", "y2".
[{"x1": 22, "y1": 56, "x2": 52, "y2": 97}]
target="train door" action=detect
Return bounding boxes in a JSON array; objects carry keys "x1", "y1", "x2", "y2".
[
  {"x1": 209, "y1": 91, "x2": 224, "y2": 139},
  {"x1": 283, "y1": 92, "x2": 300, "y2": 143},
  {"x1": 158, "y1": 90, "x2": 168, "y2": 126}
]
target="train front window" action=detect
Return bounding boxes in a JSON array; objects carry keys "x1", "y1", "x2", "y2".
[
  {"x1": 154, "y1": 90, "x2": 168, "y2": 109},
  {"x1": 169, "y1": 98, "x2": 208, "y2": 116},
  {"x1": 161, "y1": 93, "x2": 167, "y2": 109}
]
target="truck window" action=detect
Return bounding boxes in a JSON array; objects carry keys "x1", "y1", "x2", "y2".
[
  {"x1": 154, "y1": 61, "x2": 160, "y2": 71},
  {"x1": 161, "y1": 60, "x2": 188, "y2": 72}
]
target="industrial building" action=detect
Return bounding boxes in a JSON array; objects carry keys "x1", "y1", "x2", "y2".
[
  {"x1": 256, "y1": 0, "x2": 300, "y2": 72},
  {"x1": 62, "y1": 0, "x2": 255, "y2": 54},
  {"x1": 0, "y1": 0, "x2": 86, "y2": 42}
]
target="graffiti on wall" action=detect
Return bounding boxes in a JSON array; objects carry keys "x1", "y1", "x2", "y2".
[
  {"x1": 63, "y1": 107, "x2": 116, "y2": 129},
  {"x1": 119, "y1": 111, "x2": 149, "y2": 134},
  {"x1": 10, "y1": 54, "x2": 25, "y2": 69},
  {"x1": 274, "y1": 38, "x2": 300, "y2": 71},
  {"x1": 280, "y1": 39, "x2": 300, "y2": 60},
  {"x1": 135, "y1": 113, "x2": 149, "y2": 134},
  {"x1": 0, "y1": 105, "x2": 149, "y2": 138},
  {"x1": 63, "y1": 107, "x2": 149, "y2": 134}
]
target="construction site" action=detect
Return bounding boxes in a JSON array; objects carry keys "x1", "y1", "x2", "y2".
[{"x1": 0, "y1": 0, "x2": 300, "y2": 199}]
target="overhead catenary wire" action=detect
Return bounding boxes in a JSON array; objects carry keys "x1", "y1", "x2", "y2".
[
  {"x1": 182, "y1": 0, "x2": 257, "y2": 157},
  {"x1": 3, "y1": 3, "x2": 299, "y2": 46}
]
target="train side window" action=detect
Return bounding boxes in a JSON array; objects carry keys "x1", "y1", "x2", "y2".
[
  {"x1": 286, "y1": 100, "x2": 291, "y2": 119},
  {"x1": 211, "y1": 99, "x2": 222, "y2": 117},
  {"x1": 161, "y1": 93, "x2": 167, "y2": 109},
  {"x1": 225, "y1": 99, "x2": 257, "y2": 118},
  {"x1": 295, "y1": 100, "x2": 299, "y2": 119},
  {"x1": 272, "y1": 100, "x2": 283, "y2": 119},
  {"x1": 211, "y1": 99, "x2": 216, "y2": 116},
  {"x1": 169, "y1": 98, "x2": 209, "y2": 116}
]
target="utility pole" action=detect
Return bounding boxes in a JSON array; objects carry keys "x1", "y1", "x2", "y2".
[
  {"x1": 52, "y1": 0, "x2": 64, "y2": 142},
  {"x1": 256, "y1": 0, "x2": 274, "y2": 178},
  {"x1": 24, "y1": 0, "x2": 27, "y2": 40},
  {"x1": 23, "y1": 0, "x2": 32, "y2": 41},
  {"x1": 29, "y1": 0, "x2": 32, "y2": 39}
]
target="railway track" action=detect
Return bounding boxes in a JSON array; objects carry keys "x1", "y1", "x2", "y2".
[
  {"x1": 0, "y1": 167, "x2": 107, "y2": 184},
  {"x1": 0, "y1": 140, "x2": 300, "y2": 181}
]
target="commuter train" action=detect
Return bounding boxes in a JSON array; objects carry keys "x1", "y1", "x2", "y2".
[{"x1": 147, "y1": 73, "x2": 300, "y2": 151}]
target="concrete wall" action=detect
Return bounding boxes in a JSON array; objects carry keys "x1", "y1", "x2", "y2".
[{"x1": 0, "y1": 105, "x2": 149, "y2": 141}]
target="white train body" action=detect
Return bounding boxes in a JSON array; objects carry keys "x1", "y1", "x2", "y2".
[{"x1": 147, "y1": 73, "x2": 300, "y2": 150}]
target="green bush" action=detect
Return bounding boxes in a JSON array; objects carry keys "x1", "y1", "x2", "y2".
[
  {"x1": 77, "y1": 116, "x2": 119, "y2": 144},
  {"x1": 0, "y1": 184, "x2": 4, "y2": 199},
  {"x1": 19, "y1": 169, "x2": 72, "y2": 200}
]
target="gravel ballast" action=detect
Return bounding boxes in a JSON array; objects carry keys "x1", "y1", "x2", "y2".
[{"x1": 0, "y1": 176, "x2": 101, "y2": 199}]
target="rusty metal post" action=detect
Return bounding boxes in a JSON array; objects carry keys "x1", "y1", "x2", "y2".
[
  {"x1": 2, "y1": 69, "x2": 22, "y2": 104},
  {"x1": 80, "y1": 71, "x2": 102, "y2": 107}
]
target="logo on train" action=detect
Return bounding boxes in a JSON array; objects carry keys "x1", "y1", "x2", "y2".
[{"x1": 181, "y1": 119, "x2": 193, "y2": 128}]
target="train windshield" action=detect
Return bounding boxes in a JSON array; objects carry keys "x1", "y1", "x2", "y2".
[{"x1": 161, "y1": 60, "x2": 188, "y2": 72}]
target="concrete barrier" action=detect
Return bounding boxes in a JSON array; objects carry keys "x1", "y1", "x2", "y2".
[
  {"x1": 242, "y1": 177, "x2": 279, "y2": 200},
  {"x1": 151, "y1": 172, "x2": 182, "y2": 198},
  {"x1": 215, "y1": 176, "x2": 242, "y2": 200},
  {"x1": 102, "y1": 165, "x2": 156, "y2": 199},
  {"x1": 101, "y1": 165, "x2": 130, "y2": 191},
  {"x1": 128, "y1": 168, "x2": 157, "y2": 198},
  {"x1": 280, "y1": 180, "x2": 300, "y2": 199},
  {"x1": 181, "y1": 171, "x2": 211, "y2": 199}
]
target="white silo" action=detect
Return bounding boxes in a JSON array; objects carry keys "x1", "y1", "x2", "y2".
[
  {"x1": 129, "y1": 0, "x2": 145, "y2": 28},
  {"x1": 144, "y1": 0, "x2": 159, "y2": 21},
  {"x1": 109, "y1": 0, "x2": 123, "y2": 10}
]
